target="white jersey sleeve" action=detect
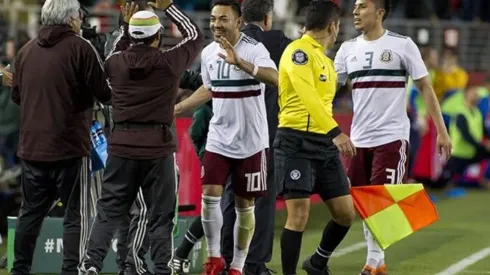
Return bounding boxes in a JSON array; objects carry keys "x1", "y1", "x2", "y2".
[
  {"x1": 402, "y1": 38, "x2": 428, "y2": 81},
  {"x1": 200, "y1": 47, "x2": 212, "y2": 89},
  {"x1": 334, "y1": 43, "x2": 348, "y2": 86},
  {"x1": 252, "y1": 43, "x2": 277, "y2": 70}
]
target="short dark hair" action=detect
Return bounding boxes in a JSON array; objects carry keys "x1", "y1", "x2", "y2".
[
  {"x1": 212, "y1": 0, "x2": 242, "y2": 17},
  {"x1": 304, "y1": 0, "x2": 340, "y2": 32},
  {"x1": 373, "y1": 0, "x2": 392, "y2": 21},
  {"x1": 241, "y1": 0, "x2": 274, "y2": 23}
]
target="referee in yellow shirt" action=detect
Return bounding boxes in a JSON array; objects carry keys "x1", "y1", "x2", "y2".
[{"x1": 274, "y1": 1, "x2": 356, "y2": 275}]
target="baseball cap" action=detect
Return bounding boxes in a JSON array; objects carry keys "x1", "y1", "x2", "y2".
[{"x1": 128, "y1": 10, "x2": 163, "y2": 39}]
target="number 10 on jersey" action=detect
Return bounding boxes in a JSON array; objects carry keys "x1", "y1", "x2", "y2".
[{"x1": 217, "y1": 60, "x2": 231, "y2": 80}]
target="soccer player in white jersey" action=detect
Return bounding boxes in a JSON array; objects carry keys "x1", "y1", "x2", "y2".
[
  {"x1": 174, "y1": 1, "x2": 278, "y2": 274},
  {"x1": 334, "y1": 0, "x2": 452, "y2": 274}
]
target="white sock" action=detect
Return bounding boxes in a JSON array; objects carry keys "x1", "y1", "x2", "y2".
[
  {"x1": 230, "y1": 206, "x2": 255, "y2": 272},
  {"x1": 363, "y1": 221, "x2": 385, "y2": 267},
  {"x1": 201, "y1": 195, "x2": 223, "y2": 258}
]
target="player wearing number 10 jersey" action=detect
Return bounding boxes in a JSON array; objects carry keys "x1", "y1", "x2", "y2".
[
  {"x1": 174, "y1": 1, "x2": 278, "y2": 274},
  {"x1": 334, "y1": 0, "x2": 452, "y2": 274}
]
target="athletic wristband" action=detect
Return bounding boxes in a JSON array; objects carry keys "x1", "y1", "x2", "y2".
[{"x1": 252, "y1": 65, "x2": 259, "y2": 77}]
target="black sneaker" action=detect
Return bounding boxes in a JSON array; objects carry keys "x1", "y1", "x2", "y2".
[{"x1": 302, "y1": 256, "x2": 331, "y2": 275}]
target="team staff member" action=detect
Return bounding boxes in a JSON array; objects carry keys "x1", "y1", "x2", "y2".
[
  {"x1": 82, "y1": 0, "x2": 203, "y2": 274},
  {"x1": 10, "y1": 0, "x2": 112, "y2": 274},
  {"x1": 103, "y1": 4, "x2": 203, "y2": 273},
  {"x1": 274, "y1": 1, "x2": 356, "y2": 275}
]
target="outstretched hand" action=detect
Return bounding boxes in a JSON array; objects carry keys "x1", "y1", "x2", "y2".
[
  {"x1": 217, "y1": 37, "x2": 241, "y2": 66},
  {"x1": 122, "y1": 2, "x2": 139, "y2": 23},
  {"x1": 148, "y1": 0, "x2": 173, "y2": 10}
]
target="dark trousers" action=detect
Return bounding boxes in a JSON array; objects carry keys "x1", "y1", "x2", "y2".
[
  {"x1": 221, "y1": 147, "x2": 276, "y2": 266},
  {"x1": 12, "y1": 157, "x2": 90, "y2": 275},
  {"x1": 115, "y1": 201, "x2": 150, "y2": 274},
  {"x1": 83, "y1": 154, "x2": 176, "y2": 275}
]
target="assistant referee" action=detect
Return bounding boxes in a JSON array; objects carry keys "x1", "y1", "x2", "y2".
[{"x1": 274, "y1": 1, "x2": 356, "y2": 275}]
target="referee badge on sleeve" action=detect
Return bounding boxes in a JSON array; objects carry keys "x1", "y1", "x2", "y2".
[{"x1": 292, "y1": 50, "x2": 308, "y2": 65}]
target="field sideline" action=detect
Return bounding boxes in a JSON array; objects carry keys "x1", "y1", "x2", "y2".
[{"x1": 0, "y1": 190, "x2": 489, "y2": 275}]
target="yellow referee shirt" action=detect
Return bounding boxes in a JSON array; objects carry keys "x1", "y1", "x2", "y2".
[{"x1": 278, "y1": 34, "x2": 339, "y2": 135}]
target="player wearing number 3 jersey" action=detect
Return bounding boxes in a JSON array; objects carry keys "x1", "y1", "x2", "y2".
[
  {"x1": 174, "y1": 1, "x2": 278, "y2": 274},
  {"x1": 334, "y1": 0, "x2": 452, "y2": 274}
]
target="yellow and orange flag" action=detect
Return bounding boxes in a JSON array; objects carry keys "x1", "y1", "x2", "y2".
[{"x1": 350, "y1": 184, "x2": 439, "y2": 249}]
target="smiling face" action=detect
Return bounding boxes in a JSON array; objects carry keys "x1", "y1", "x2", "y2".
[
  {"x1": 210, "y1": 5, "x2": 241, "y2": 42},
  {"x1": 353, "y1": 0, "x2": 383, "y2": 32}
]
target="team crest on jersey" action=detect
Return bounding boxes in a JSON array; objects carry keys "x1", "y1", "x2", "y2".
[
  {"x1": 380, "y1": 49, "x2": 393, "y2": 63},
  {"x1": 292, "y1": 50, "x2": 308, "y2": 65},
  {"x1": 233, "y1": 65, "x2": 241, "y2": 71},
  {"x1": 319, "y1": 74, "x2": 327, "y2": 82},
  {"x1": 290, "y1": 169, "x2": 301, "y2": 180}
]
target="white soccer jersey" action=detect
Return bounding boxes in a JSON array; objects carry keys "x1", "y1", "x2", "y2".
[
  {"x1": 201, "y1": 33, "x2": 277, "y2": 159},
  {"x1": 335, "y1": 30, "x2": 428, "y2": 148}
]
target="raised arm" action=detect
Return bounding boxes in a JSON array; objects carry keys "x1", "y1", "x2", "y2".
[
  {"x1": 105, "y1": 3, "x2": 138, "y2": 60},
  {"x1": 151, "y1": 0, "x2": 204, "y2": 75}
]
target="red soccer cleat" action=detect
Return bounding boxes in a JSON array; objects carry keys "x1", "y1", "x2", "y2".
[
  {"x1": 201, "y1": 257, "x2": 226, "y2": 275},
  {"x1": 375, "y1": 264, "x2": 388, "y2": 275},
  {"x1": 227, "y1": 269, "x2": 242, "y2": 275}
]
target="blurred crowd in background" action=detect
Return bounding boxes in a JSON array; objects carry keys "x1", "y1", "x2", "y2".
[{"x1": 0, "y1": 0, "x2": 489, "y2": 238}]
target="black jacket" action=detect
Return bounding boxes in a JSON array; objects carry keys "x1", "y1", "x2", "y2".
[
  {"x1": 241, "y1": 24, "x2": 292, "y2": 143},
  {"x1": 12, "y1": 25, "x2": 111, "y2": 161},
  {"x1": 106, "y1": 4, "x2": 204, "y2": 159}
]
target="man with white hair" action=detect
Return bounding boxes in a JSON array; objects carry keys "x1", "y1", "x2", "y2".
[
  {"x1": 10, "y1": 0, "x2": 112, "y2": 274},
  {"x1": 82, "y1": 0, "x2": 203, "y2": 274}
]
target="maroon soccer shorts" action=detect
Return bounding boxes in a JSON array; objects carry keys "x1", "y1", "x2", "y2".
[
  {"x1": 346, "y1": 139, "x2": 410, "y2": 186},
  {"x1": 201, "y1": 150, "x2": 268, "y2": 198}
]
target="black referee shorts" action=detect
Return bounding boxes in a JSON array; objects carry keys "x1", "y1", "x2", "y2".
[{"x1": 273, "y1": 128, "x2": 350, "y2": 201}]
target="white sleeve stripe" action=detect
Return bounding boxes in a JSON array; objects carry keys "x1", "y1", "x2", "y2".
[
  {"x1": 75, "y1": 34, "x2": 104, "y2": 72},
  {"x1": 105, "y1": 25, "x2": 124, "y2": 61},
  {"x1": 162, "y1": 6, "x2": 198, "y2": 53},
  {"x1": 75, "y1": 34, "x2": 112, "y2": 90},
  {"x1": 168, "y1": 5, "x2": 197, "y2": 40}
]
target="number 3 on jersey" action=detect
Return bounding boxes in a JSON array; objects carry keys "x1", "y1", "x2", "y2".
[
  {"x1": 217, "y1": 60, "x2": 231, "y2": 80},
  {"x1": 363, "y1": 51, "x2": 374, "y2": 69}
]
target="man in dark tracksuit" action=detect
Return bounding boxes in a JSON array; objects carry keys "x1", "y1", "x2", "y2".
[
  {"x1": 10, "y1": 0, "x2": 112, "y2": 274},
  {"x1": 112, "y1": 70, "x2": 203, "y2": 275},
  {"x1": 221, "y1": 1, "x2": 291, "y2": 274},
  {"x1": 103, "y1": 5, "x2": 202, "y2": 274},
  {"x1": 82, "y1": 1, "x2": 203, "y2": 274}
]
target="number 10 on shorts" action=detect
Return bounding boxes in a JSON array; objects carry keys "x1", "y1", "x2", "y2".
[{"x1": 245, "y1": 172, "x2": 266, "y2": 192}]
